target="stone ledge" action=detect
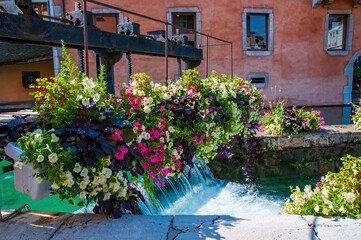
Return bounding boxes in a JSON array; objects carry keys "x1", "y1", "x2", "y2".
[
  {"x1": 254, "y1": 125, "x2": 361, "y2": 151},
  {"x1": 1, "y1": 210, "x2": 361, "y2": 239}
]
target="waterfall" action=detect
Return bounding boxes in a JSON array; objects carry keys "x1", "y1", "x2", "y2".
[
  {"x1": 138, "y1": 159, "x2": 219, "y2": 215},
  {"x1": 76, "y1": 159, "x2": 285, "y2": 215}
]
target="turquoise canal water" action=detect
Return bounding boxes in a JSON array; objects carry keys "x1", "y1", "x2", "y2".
[{"x1": 0, "y1": 159, "x2": 320, "y2": 215}]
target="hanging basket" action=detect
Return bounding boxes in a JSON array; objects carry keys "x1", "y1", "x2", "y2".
[{"x1": 4, "y1": 142, "x2": 50, "y2": 201}]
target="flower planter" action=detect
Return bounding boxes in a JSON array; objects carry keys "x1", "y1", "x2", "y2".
[{"x1": 4, "y1": 142, "x2": 50, "y2": 201}]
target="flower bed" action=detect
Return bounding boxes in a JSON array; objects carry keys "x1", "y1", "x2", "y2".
[
  {"x1": 261, "y1": 104, "x2": 325, "y2": 135},
  {"x1": 280, "y1": 155, "x2": 361, "y2": 218},
  {"x1": 6, "y1": 44, "x2": 264, "y2": 217}
]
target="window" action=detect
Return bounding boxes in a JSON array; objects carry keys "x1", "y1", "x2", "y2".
[
  {"x1": 327, "y1": 15, "x2": 347, "y2": 50},
  {"x1": 247, "y1": 73, "x2": 268, "y2": 88},
  {"x1": 172, "y1": 13, "x2": 196, "y2": 47},
  {"x1": 242, "y1": 9, "x2": 273, "y2": 56},
  {"x1": 324, "y1": 10, "x2": 353, "y2": 56},
  {"x1": 167, "y1": 7, "x2": 201, "y2": 48},
  {"x1": 32, "y1": 2, "x2": 48, "y2": 16},
  {"x1": 247, "y1": 14, "x2": 268, "y2": 51}
]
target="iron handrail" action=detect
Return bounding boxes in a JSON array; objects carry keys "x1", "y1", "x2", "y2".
[{"x1": 82, "y1": 0, "x2": 233, "y2": 82}]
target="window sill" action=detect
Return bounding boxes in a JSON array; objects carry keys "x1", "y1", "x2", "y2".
[
  {"x1": 251, "y1": 83, "x2": 267, "y2": 88},
  {"x1": 326, "y1": 50, "x2": 349, "y2": 56},
  {"x1": 244, "y1": 50, "x2": 272, "y2": 56}
]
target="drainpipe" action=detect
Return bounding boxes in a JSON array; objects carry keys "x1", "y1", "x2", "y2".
[
  {"x1": 61, "y1": 0, "x2": 65, "y2": 18},
  {"x1": 47, "y1": 0, "x2": 61, "y2": 76}
]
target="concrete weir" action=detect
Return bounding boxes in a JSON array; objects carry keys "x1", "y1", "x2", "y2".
[
  {"x1": 1, "y1": 210, "x2": 361, "y2": 240},
  {"x1": 210, "y1": 125, "x2": 361, "y2": 181}
]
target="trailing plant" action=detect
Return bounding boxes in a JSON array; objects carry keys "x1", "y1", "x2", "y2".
[
  {"x1": 352, "y1": 104, "x2": 361, "y2": 129},
  {"x1": 280, "y1": 155, "x2": 361, "y2": 218},
  {"x1": 262, "y1": 105, "x2": 325, "y2": 135},
  {"x1": 5, "y1": 44, "x2": 264, "y2": 218}
]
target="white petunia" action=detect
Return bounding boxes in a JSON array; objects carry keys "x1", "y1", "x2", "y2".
[
  {"x1": 51, "y1": 133, "x2": 59, "y2": 143},
  {"x1": 79, "y1": 191, "x2": 87, "y2": 199},
  {"x1": 103, "y1": 193, "x2": 111, "y2": 201},
  {"x1": 76, "y1": 95, "x2": 83, "y2": 101},
  {"x1": 33, "y1": 129, "x2": 42, "y2": 135},
  {"x1": 168, "y1": 126, "x2": 175, "y2": 133},
  {"x1": 82, "y1": 98, "x2": 90, "y2": 107},
  {"x1": 314, "y1": 204, "x2": 319, "y2": 213},
  {"x1": 73, "y1": 163, "x2": 82, "y2": 173},
  {"x1": 48, "y1": 153, "x2": 58, "y2": 163},
  {"x1": 51, "y1": 182, "x2": 60, "y2": 190},
  {"x1": 144, "y1": 106, "x2": 151, "y2": 113},
  {"x1": 339, "y1": 206, "x2": 346, "y2": 214},
  {"x1": 36, "y1": 155, "x2": 44, "y2": 162},
  {"x1": 35, "y1": 177, "x2": 43, "y2": 184},
  {"x1": 93, "y1": 94, "x2": 100, "y2": 103},
  {"x1": 80, "y1": 168, "x2": 89, "y2": 177},
  {"x1": 102, "y1": 168, "x2": 112, "y2": 178},
  {"x1": 79, "y1": 181, "x2": 88, "y2": 190},
  {"x1": 34, "y1": 133, "x2": 43, "y2": 143}
]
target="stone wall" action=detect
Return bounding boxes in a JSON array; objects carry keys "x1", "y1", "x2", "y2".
[{"x1": 209, "y1": 125, "x2": 361, "y2": 181}]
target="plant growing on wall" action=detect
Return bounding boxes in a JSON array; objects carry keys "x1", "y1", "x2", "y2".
[
  {"x1": 281, "y1": 155, "x2": 361, "y2": 218},
  {"x1": 5, "y1": 44, "x2": 264, "y2": 218}
]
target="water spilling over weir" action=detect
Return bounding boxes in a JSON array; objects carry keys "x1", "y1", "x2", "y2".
[{"x1": 138, "y1": 160, "x2": 285, "y2": 216}]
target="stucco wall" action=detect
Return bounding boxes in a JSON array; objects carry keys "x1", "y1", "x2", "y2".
[
  {"x1": 62, "y1": 0, "x2": 361, "y2": 106},
  {"x1": 0, "y1": 60, "x2": 54, "y2": 102}
]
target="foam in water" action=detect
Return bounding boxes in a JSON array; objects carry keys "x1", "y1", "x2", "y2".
[{"x1": 138, "y1": 160, "x2": 286, "y2": 216}]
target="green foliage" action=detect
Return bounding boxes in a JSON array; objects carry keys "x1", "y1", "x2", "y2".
[
  {"x1": 30, "y1": 41, "x2": 107, "y2": 128},
  {"x1": 281, "y1": 155, "x2": 361, "y2": 218},
  {"x1": 262, "y1": 104, "x2": 325, "y2": 135},
  {"x1": 290, "y1": 158, "x2": 310, "y2": 171}
]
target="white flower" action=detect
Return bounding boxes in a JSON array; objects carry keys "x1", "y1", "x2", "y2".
[
  {"x1": 80, "y1": 191, "x2": 87, "y2": 199},
  {"x1": 117, "y1": 172, "x2": 124, "y2": 181},
  {"x1": 33, "y1": 129, "x2": 42, "y2": 135},
  {"x1": 79, "y1": 181, "x2": 88, "y2": 190},
  {"x1": 76, "y1": 95, "x2": 83, "y2": 101},
  {"x1": 132, "y1": 89, "x2": 138, "y2": 95},
  {"x1": 34, "y1": 133, "x2": 43, "y2": 143},
  {"x1": 103, "y1": 193, "x2": 111, "y2": 201},
  {"x1": 51, "y1": 182, "x2": 60, "y2": 190},
  {"x1": 83, "y1": 77, "x2": 91, "y2": 85},
  {"x1": 138, "y1": 90, "x2": 145, "y2": 97},
  {"x1": 48, "y1": 153, "x2": 58, "y2": 163},
  {"x1": 36, "y1": 155, "x2": 44, "y2": 163},
  {"x1": 339, "y1": 206, "x2": 346, "y2": 214},
  {"x1": 93, "y1": 94, "x2": 100, "y2": 103},
  {"x1": 73, "y1": 163, "x2": 82, "y2": 173},
  {"x1": 168, "y1": 126, "x2": 175, "y2": 133},
  {"x1": 160, "y1": 137, "x2": 165, "y2": 143},
  {"x1": 322, "y1": 208, "x2": 329, "y2": 215},
  {"x1": 102, "y1": 168, "x2": 112, "y2": 178},
  {"x1": 35, "y1": 177, "x2": 43, "y2": 184},
  {"x1": 133, "y1": 127, "x2": 138, "y2": 134},
  {"x1": 51, "y1": 133, "x2": 59, "y2": 143},
  {"x1": 63, "y1": 171, "x2": 74, "y2": 187},
  {"x1": 80, "y1": 168, "x2": 89, "y2": 177},
  {"x1": 144, "y1": 106, "x2": 151, "y2": 113},
  {"x1": 88, "y1": 89, "x2": 96, "y2": 96},
  {"x1": 82, "y1": 98, "x2": 90, "y2": 107},
  {"x1": 344, "y1": 192, "x2": 356, "y2": 203},
  {"x1": 314, "y1": 204, "x2": 319, "y2": 213}
]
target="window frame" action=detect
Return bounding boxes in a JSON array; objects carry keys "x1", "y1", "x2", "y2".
[
  {"x1": 327, "y1": 14, "x2": 347, "y2": 51},
  {"x1": 167, "y1": 7, "x2": 201, "y2": 48},
  {"x1": 242, "y1": 8, "x2": 273, "y2": 56},
  {"x1": 324, "y1": 10, "x2": 353, "y2": 56},
  {"x1": 247, "y1": 73, "x2": 268, "y2": 88},
  {"x1": 171, "y1": 12, "x2": 197, "y2": 47},
  {"x1": 246, "y1": 13, "x2": 269, "y2": 51}
]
